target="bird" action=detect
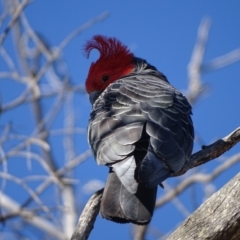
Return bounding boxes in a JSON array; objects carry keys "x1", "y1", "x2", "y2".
[{"x1": 84, "y1": 35, "x2": 194, "y2": 225}]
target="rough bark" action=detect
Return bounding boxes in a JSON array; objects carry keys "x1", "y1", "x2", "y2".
[{"x1": 167, "y1": 172, "x2": 240, "y2": 240}]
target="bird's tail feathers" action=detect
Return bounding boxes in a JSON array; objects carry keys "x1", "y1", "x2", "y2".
[{"x1": 100, "y1": 169, "x2": 157, "y2": 225}]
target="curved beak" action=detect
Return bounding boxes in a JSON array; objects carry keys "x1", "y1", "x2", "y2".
[{"x1": 89, "y1": 91, "x2": 101, "y2": 105}]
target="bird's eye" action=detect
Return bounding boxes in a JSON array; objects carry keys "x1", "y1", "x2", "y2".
[{"x1": 102, "y1": 75, "x2": 109, "y2": 83}]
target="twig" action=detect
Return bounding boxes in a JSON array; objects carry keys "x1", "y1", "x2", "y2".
[
  {"x1": 0, "y1": 47, "x2": 17, "y2": 71},
  {"x1": 21, "y1": 11, "x2": 110, "y2": 84},
  {"x1": 0, "y1": 0, "x2": 30, "y2": 47},
  {"x1": 203, "y1": 48, "x2": 240, "y2": 72},
  {"x1": 22, "y1": 150, "x2": 92, "y2": 208},
  {"x1": 20, "y1": 13, "x2": 52, "y2": 60},
  {"x1": 0, "y1": 172, "x2": 49, "y2": 214},
  {"x1": 0, "y1": 191, "x2": 67, "y2": 240},
  {"x1": 0, "y1": 71, "x2": 23, "y2": 81},
  {"x1": 163, "y1": 182, "x2": 190, "y2": 217},
  {"x1": 187, "y1": 18, "x2": 211, "y2": 104},
  {"x1": 59, "y1": 12, "x2": 109, "y2": 50},
  {"x1": 50, "y1": 128, "x2": 85, "y2": 136},
  {"x1": 1, "y1": 84, "x2": 85, "y2": 113}
]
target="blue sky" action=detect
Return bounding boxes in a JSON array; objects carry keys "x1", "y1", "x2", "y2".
[{"x1": 1, "y1": 1, "x2": 240, "y2": 240}]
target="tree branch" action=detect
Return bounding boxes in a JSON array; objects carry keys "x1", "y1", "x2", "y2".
[
  {"x1": 175, "y1": 126, "x2": 240, "y2": 176},
  {"x1": 203, "y1": 48, "x2": 240, "y2": 72},
  {"x1": 0, "y1": 191, "x2": 67, "y2": 240},
  {"x1": 186, "y1": 18, "x2": 211, "y2": 105},
  {"x1": 71, "y1": 127, "x2": 240, "y2": 239},
  {"x1": 70, "y1": 188, "x2": 103, "y2": 240},
  {"x1": 167, "y1": 172, "x2": 240, "y2": 240},
  {"x1": 0, "y1": 0, "x2": 30, "y2": 47}
]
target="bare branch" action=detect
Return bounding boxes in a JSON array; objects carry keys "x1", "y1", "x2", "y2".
[
  {"x1": 0, "y1": 71, "x2": 23, "y2": 81},
  {"x1": 0, "y1": 2, "x2": 108, "y2": 239},
  {"x1": 50, "y1": 128, "x2": 85, "y2": 136},
  {"x1": 159, "y1": 182, "x2": 191, "y2": 218},
  {"x1": 203, "y1": 48, "x2": 240, "y2": 72},
  {"x1": 0, "y1": 0, "x2": 30, "y2": 47},
  {"x1": 1, "y1": 84, "x2": 85, "y2": 113},
  {"x1": 175, "y1": 126, "x2": 240, "y2": 176},
  {"x1": 22, "y1": 11, "x2": 110, "y2": 85},
  {"x1": 59, "y1": 12, "x2": 109, "y2": 50},
  {"x1": 0, "y1": 191, "x2": 67, "y2": 240},
  {"x1": 0, "y1": 172, "x2": 49, "y2": 214},
  {"x1": 186, "y1": 18, "x2": 211, "y2": 104},
  {"x1": 0, "y1": 145, "x2": 8, "y2": 198},
  {"x1": 20, "y1": 13, "x2": 53, "y2": 60},
  {"x1": 0, "y1": 5, "x2": 8, "y2": 28},
  {"x1": 0, "y1": 47, "x2": 17, "y2": 71},
  {"x1": 70, "y1": 189, "x2": 103, "y2": 240},
  {"x1": 22, "y1": 150, "x2": 92, "y2": 208}
]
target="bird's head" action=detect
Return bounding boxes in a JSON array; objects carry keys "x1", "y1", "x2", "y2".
[{"x1": 84, "y1": 35, "x2": 134, "y2": 98}]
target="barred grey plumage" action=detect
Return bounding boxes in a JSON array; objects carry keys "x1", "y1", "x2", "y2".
[{"x1": 87, "y1": 57, "x2": 194, "y2": 225}]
